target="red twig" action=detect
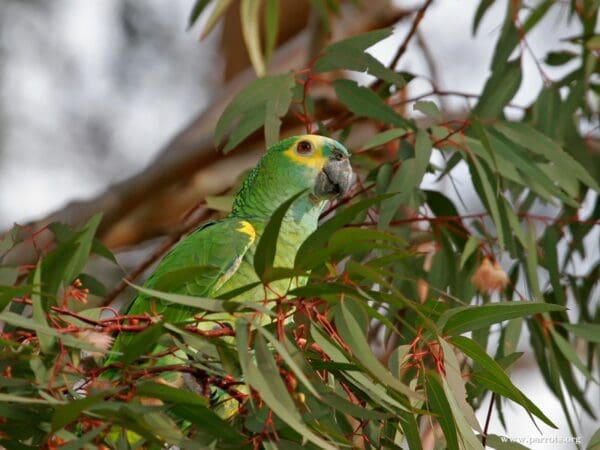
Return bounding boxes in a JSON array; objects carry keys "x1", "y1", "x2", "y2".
[{"x1": 388, "y1": 0, "x2": 435, "y2": 71}]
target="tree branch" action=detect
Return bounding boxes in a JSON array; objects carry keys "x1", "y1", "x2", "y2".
[
  {"x1": 388, "y1": 0, "x2": 434, "y2": 70},
  {"x1": 3, "y1": 3, "x2": 413, "y2": 266}
]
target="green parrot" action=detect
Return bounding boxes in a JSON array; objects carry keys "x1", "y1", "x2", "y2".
[{"x1": 106, "y1": 135, "x2": 353, "y2": 388}]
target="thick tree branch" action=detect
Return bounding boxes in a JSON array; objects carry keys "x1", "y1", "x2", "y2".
[{"x1": 3, "y1": 3, "x2": 415, "y2": 267}]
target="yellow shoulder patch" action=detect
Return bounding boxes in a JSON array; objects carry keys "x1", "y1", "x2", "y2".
[
  {"x1": 283, "y1": 135, "x2": 327, "y2": 171},
  {"x1": 237, "y1": 220, "x2": 256, "y2": 242}
]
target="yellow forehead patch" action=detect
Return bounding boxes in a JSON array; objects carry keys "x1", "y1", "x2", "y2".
[
  {"x1": 283, "y1": 135, "x2": 327, "y2": 171},
  {"x1": 237, "y1": 220, "x2": 256, "y2": 242}
]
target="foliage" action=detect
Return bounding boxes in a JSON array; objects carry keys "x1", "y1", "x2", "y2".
[{"x1": 1, "y1": 1, "x2": 600, "y2": 449}]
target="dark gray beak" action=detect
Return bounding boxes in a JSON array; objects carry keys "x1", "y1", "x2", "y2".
[{"x1": 314, "y1": 150, "x2": 354, "y2": 199}]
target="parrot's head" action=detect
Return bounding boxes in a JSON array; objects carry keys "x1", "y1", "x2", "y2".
[
  {"x1": 279, "y1": 134, "x2": 354, "y2": 200},
  {"x1": 232, "y1": 134, "x2": 354, "y2": 218}
]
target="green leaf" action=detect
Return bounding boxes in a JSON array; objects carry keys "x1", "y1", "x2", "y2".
[
  {"x1": 413, "y1": 100, "x2": 442, "y2": 121},
  {"x1": 254, "y1": 190, "x2": 305, "y2": 281},
  {"x1": 216, "y1": 72, "x2": 296, "y2": 152},
  {"x1": 0, "y1": 392, "x2": 64, "y2": 405},
  {"x1": 77, "y1": 273, "x2": 106, "y2": 297},
  {"x1": 425, "y1": 371, "x2": 459, "y2": 450},
  {"x1": 310, "y1": 326, "x2": 406, "y2": 412},
  {"x1": 472, "y1": 0, "x2": 494, "y2": 35},
  {"x1": 241, "y1": 0, "x2": 265, "y2": 76},
  {"x1": 59, "y1": 425, "x2": 110, "y2": 450},
  {"x1": 321, "y1": 393, "x2": 388, "y2": 420},
  {"x1": 441, "y1": 302, "x2": 565, "y2": 336},
  {"x1": 221, "y1": 104, "x2": 266, "y2": 153},
  {"x1": 252, "y1": 321, "x2": 320, "y2": 397},
  {"x1": 0, "y1": 311, "x2": 114, "y2": 354},
  {"x1": 333, "y1": 79, "x2": 408, "y2": 128},
  {"x1": 398, "y1": 409, "x2": 423, "y2": 450},
  {"x1": 125, "y1": 280, "x2": 224, "y2": 312},
  {"x1": 472, "y1": 59, "x2": 521, "y2": 119},
  {"x1": 425, "y1": 190, "x2": 469, "y2": 247},
  {"x1": 502, "y1": 318, "x2": 523, "y2": 356},
  {"x1": 449, "y1": 336, "x2": 558, "y2": 428},
  {"x1": 295, "y1": 193, "x2": 396, "y2": 268},
  {"x1": 50, "y1": 222, "x2": 116, "y2": 265},
  {"x1": 545, "y1": 50, "x2": 578, "y2": 66},
  {"x1": 295, "y1": 227, "x2": 405, "y2": 270},
  {"x1": 485, "y1": 434, "x2": 529, "y2": 449},
  {"x1": 41, "y1": 214, "x2": 102, "y2": 304},
  {"x1": 200, "y1": 0, "x2": 234, "y2": 38},
  {"x1": 336, "y1": 300, "x2": 416, "y2": 400},
  {"x1": 170, "y1": 404, "x2": 246, "y2": 444},
  {"x1": 438, "y1": 340, "x2": 481, "y2": 433},
  {"x1": 289, "y1": 282, "x2": 356, "y2": 298},
  {"x1": 236, "y1": 323, "x2": 338, "y2": 450},
  {"x1": 489, "y1": 1, "x2": 551, "y2": 69},
  {"x1": 137, "y1": 382, "x2": 207, "y2": 406},
  {"x1": 472, "y1": 369, "x2": 558, "y2": 429},
  {"x1": 467, "y1": 154, "x2": 506, "y2": 249},
  {"x1": 588, "y1": 427, "x2": 600, "y2": 450},
  {"x1": 188, "y1": 0, "x2": 213, "y2": 28},
  {"x1": 379, "y1": 130, "x2": 432, "y2": 227},
  {"x1": 52, "y1": 395, "x2": 108, "y2": 431},
  {"x1": 586, "y1": 35, "x2": 600, "y2": 50},
  {"x1": 264, "y1": 74, "x2": 296, "y2": 148},
  {"x1": 441, "y1": 376, "x2": 483, "y2": 449},
  {"x1": 62, "y1": 214, "x2": 102, "y2": 286},
  {"x1": 264, "y1": 0, "x2": 279, "y2": 64},
  {"x1": 561, "y1": 323, "x2": 600, "y2": 343},
  {"x1": 122, "y1": 323, "x2": 164, "y2": 365},
  {"x1": 361, "y1": 128, "x2": 408, "y2": 151},
  {"x1": 314, "y1": 29, "x2": 405, "y2": 87},
  {"x1": 459, "y1": 236, "x2": 480, "y2": 269},
  {"x1": 523, "y1": 223, "x2": 544, "y2": 301},
  {"x1": 31, "y1": 262, "x2": 54, "y2": 353},
  {"x1": 489, "y1": 15, "x2": 519, "y2": 70},
  {"x1": 550, "y1": 329, "x2": 595, "y2": 382},
  {"x1": 494, "y1": 122, "x2": 599, "y2": 192}
]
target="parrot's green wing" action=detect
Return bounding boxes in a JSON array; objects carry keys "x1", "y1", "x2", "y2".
[{"x1": 109, "y1": 217, "x2": 257, "y2": 359}]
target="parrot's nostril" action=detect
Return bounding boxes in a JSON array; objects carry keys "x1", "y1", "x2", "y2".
[{"x1": 331, "y1": 150, "x2": 345, "y2": 161}]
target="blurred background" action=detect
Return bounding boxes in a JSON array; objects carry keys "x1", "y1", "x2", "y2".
[{"x1": 0, "y1": 0, "x2": 597, "y2": 447}]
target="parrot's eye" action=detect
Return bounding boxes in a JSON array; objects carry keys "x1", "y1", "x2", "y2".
[{"x1": 296, "y1": 140, "x2": 313, "y2": 155}]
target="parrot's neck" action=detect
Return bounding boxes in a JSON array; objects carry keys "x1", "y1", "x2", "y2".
[
  {"x1": 231, "y1": 179, "x2": 326, "y2": 225},
  {"x1": 233, "y1": 193, "x2": 326, "y2": 267},
  {"x1": 234, "y1": 193, "x2": 325, "y2": 230}
]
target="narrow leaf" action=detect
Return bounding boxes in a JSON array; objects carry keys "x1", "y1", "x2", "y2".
[
  {"x1": 337, "y1": 300, "x2": 417, "y2": 400},
  {"x1": 31, "y1": 262, "x2": 54, "y2": 353},
  {"x1": 361, "y1": 128, "x2": 408, "y2": 151},
  {"x1": 201, "y1": 0, "x2": 234, "y2": 38},
  {"x1": 315, "y1": 29, "x2": 405, "y2": 86},
  {"x1": 333, "y1": 79, "x2": 408, "y2": 128},
  {"x1": 413, "y1": 100, "x2": 442, "y2": 121},
  {"x1": 561, "y1": 323, "x2": 600, "y2": 343},
  {"x1": 241, "y1": 0, "x2": 266, "y2": 76},
  {"x1": 125, "y1": 280, "x2": 224, "y2": 312},
  {"x1": 254, "y1": 190, "x2": 305, "y2": 280},
  {"x1": 426, "y1": 371, "x2": 459, "y2": 450},
  {"x1": 472, "y1": 59, "x2": 521, "y2": 119},
  {"x1": 441, "y1": 302, "x2": 565, "y2": 336}
]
